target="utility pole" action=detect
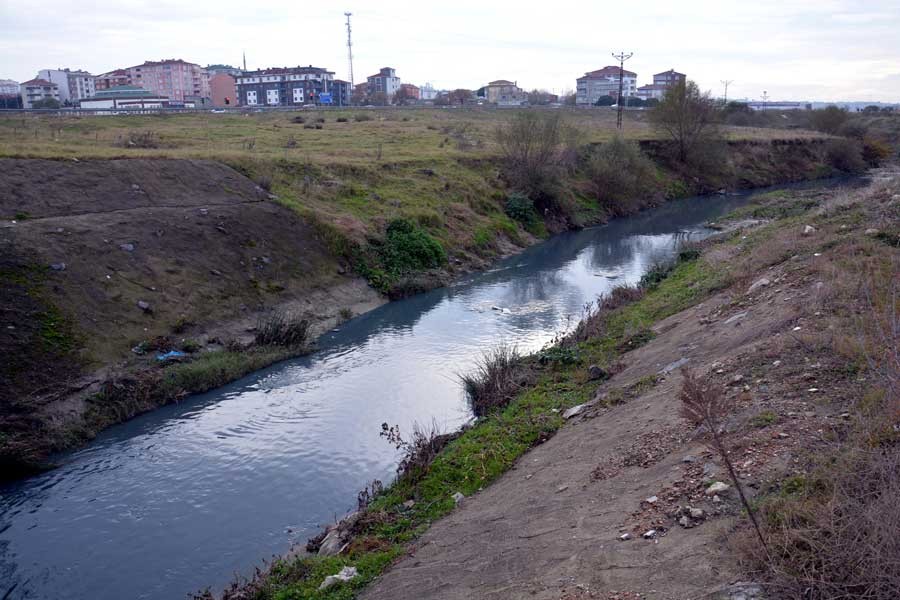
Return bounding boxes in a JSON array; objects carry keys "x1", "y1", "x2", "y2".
[
  {"x1": 345, "y1": 12, "x2": 355, "y2": 101},
  {"x1": 761, "y1": 90, "x2": 769, "y2": 111},
  {"x1": 612, "y1": 51, "x2": 633, "y2": 129},
  {"x1": 720, "y1": 79, "x2": 733, "y2": 104}
]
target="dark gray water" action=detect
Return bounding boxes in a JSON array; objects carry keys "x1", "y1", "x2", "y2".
[{"x1": 0, "y1": 186, "x2": 817, "y2": 600}]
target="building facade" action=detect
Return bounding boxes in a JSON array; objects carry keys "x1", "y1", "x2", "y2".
[
  {"x1": 79, "y1": 85, "x2": 170, "y2": 110},
  {"x1": 126, "y1": 59, "x2": 210, "y2": 103},
  {"x1": 235, "y1": 66, "x2": 349, "y2": 107},
  {"x1": 576, "y1": 66, "x2": 637, "y2": 105},
  {"x1": 367, "y1": 67, "x2": 401, "y2": 99},
  {"x1": 0, "y1": 79, "x2": 19, "y2": 95},
  {"x1": 206, "y1": 64, "x2": 243, "y2": 77},
  {"x1": 37, "y1": 69, "x2": 95, "y2": 103},
  {"x1": 20, "y1": 79, "x2": 61, "y2": 108},
  {"x1": 419, "y1": 83, "x2": 439, "y2": 101},
  {"x1": 95, "y1": 69, "x2": 131, "y2": 91},
  {"x1": 484, "y1": 79, "x2": 525, "y2": 105},
  {"x1": 398, "y1": 83, "x2": 420, "y2": 100},
  {"x1": 653, "y1": 69, "x2": 686, "y2": 88},
  {"x1": 635, "y1": 84, "x2": 667, "y2": 100},
  {"x1": 210, "y1": 74, "x2": 236, "y2": 107}
]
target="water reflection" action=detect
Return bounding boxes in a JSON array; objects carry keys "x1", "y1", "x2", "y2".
[{"x1": 0, "y1": 183, "x2": 846, "y2": 600}]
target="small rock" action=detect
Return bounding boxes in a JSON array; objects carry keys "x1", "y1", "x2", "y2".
[
  {"x1": 644, "y1": 495, "x2": 658, "y2": 504},
  {"x1": 706, "y1": 481, "x2": 730, "y2": 496},
  {"x1": 402, "y1": 500, "x2": 415, "y2": 509},
  {"x1": 131, "y1": 184, "x2": 140, "y2": 190},
  {"x1": 587, "y1": 364, "x2": 609, "y2": 381},
  {"x1": 802, "y1": 225, "x2": 816, "y2": 236},
  {"x1": 772, "y1": 360, "x2": 782, "y2": 366},
  {"x1": 119, "y1": 243, "x2": 135, "y2": 252},
  {"x1": 728, "y1": 374, "x2": 744, "y2": 386},
  {"x1": 452, "y1": 491, "x2": 465, "y2": 505},
  {"x1": 50, "y1": 262, "x2": 66, "y2": 271},
  {"x1": 678, "y1": 515, "x2": 692, "y2": 528},
  {"x1": 747, "y1": 278, "x2": 770, "y2": 294},
  {"x1": 318, "y1": 566, "x2": 358, "y2": 591},
  {"x1": 562, "y1": 404, "x2": 587, "y2": 419},
  {"x1": 864, "y1": 228, "x2": 880, "y2": 236},
  {"x1": 689, "y1": 507, "x2": 705, "y2": 519},
  {"x1": 618, "y1": 532, "x2": 632, "y2": 541},
  {"x1": 642, "y1": 529, "x2": 657, "y2": 539},
  {"x1": 682, "y1": 455, "x2": 697, "y2": 463},
  {"x1": 724, "y1": 311, "x2": 748, "y2": 325},
  {"x1": 556, "y1": 485, "x2": 569, "y2": 493},
  {"x1": 136, "y1": 300, "x2": 152, "y2": 313}
]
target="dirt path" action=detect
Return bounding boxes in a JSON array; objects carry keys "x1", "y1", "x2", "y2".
[{"x1": 361, "y1": 269, "x2": 819, "y2": 600}]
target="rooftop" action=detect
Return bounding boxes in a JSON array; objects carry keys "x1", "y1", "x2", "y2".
[
  {"x1": 580, "y1": 66, "x2": 637, "y2": 79},
  {"x1": 488, "y1": 80, "x2": 516, "y2": 86},
  {"x1": 21, "y1": 78, "x2": 56, "y2": 87},
  {"x1": 92, "y1": 85, "x2": 162, "y2": 99}
]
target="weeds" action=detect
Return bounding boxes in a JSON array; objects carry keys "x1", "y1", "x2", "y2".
[
  {"x1": 461, "y1": 344, "x2": 531, "y2": 416},
  {"x1": 254, "y1": 311, "x2": 310, "y2": 347},
  {"x1": 380, "y1": 421, "x2": 458, "y2": 484}
]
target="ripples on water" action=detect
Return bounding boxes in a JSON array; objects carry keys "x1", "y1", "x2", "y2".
[{"x1": 0, "y1": 189, "x2": 803, "y2": 599}]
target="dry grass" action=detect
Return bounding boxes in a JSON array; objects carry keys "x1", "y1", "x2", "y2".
[{"x1": 460, "y1": 343, "x2": 533, "y2": 416}]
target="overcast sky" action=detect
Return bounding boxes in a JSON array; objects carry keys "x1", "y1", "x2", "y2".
[{"x1": 2, "y1": 0, "x2": 898, "y2": 102}]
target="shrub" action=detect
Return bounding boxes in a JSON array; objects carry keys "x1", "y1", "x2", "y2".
[
  {"x1": 379, "y1": 421, "x2": 458, "y2": 484},
  {"x1": 336, "y1": 117, "x2": 348, "y2": 123},
  {"x1": 825, "y1": 138, "x2": 866, "y2": 173},
  {"x1": 461, "y1": 344, "x2": 531, "y2": 416},
  {"x1": 254, "y1": 311, "x2": 310, "y2": 347},
  {"x1": 291, "y1": 116, "x2": 306, "y2": 124},
  {"x1": 503, "y1": 192, "x2": 538, "y2": 226},
  {"x1": 354, "y1": 113, "x2": 373, "y2": 122},
  {"x1": 583, "y1": 137, "x2": 659, "y2": 216},
  {"x1": 862, "y1": 137, "x2": 892, "y2": 166},
  {"x1": 809, "y1": 106, "x2": 849, "y2": 134},
  {"x1": 379, "y1": 218, "x2": 447, "y2": 275}
]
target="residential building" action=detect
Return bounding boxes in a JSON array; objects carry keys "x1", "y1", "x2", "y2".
[
  {"x1": 126, "y1": 59, "x2": 210, "y2": 103},
  {"x1": 419, "y1": 83, "x2": 439, "y2": 101},
  {"x1": 20, "y1": 78, "x2": 60, "y2": 109},
  {"x1": 635, "y1": 84, "x2": 667, "y2": 100},
  {"x1": 0, "y1": 79, "x2": 20, "y2": 95},
  {"x1": 95, "y1": 69, "x2": 131, "y2": 91},
  {"x1": 235, "y1": 65, "x2": 349, "y2": 107},
  {"x1": 398, "y1": 83, "x2": 420, "y2": 101},
  {"x1": 210, "y1": 73, "x2": 236, "y2": 107},
  {"x1": 79, "y1": 85, "x2": 170, "y2": 110},
  {"x1": 367, "y1": 67, "x2": 401, "y2": 99},
  {"x1": 38, "y1": 68, "x2": 95, "y2": 103},
  {"x1": 653, "y1": 69, "x2": 686, "y2": 88},
  {"x1": 575, "y1": 66, "x2": 637, "y2": 105},
  {"x1": 484, "y1": 79, "x2": 525, "y2": 106},
  {"x1": 206, "y1": 64, "x2": 243, "y2": 77}
]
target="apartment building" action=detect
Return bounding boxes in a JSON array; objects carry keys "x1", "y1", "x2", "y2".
[
  {"x1": 576, "y1": 66, "x2": 637, "y2": 105},
  {"x1": 37, "y1": 68, "x2": 95, "y2": 103},
  {"x1": 20, "y1": 78, "x2": 60, "y2": 108},
  {"x1": 126, "y1": 59, "x2": 210, "y2": 103},
  {"x1": 653, "y1": 69, "x2": 686, "y2": 88},
  {"x1": 484, "y1": 79, "x2": 525, "y2": 106},
  {"x1": 235, "y1": 65, "x2": 350, "y2": 107},
  {"x1": 210, "y1": 74, "x2": 237, "y2": 107},
  {"x1": 399, "y1": 83, "x2": 420, "y2": 100},
  {"x1": 366, "y1": 67, "x2": 401, "y2": 99},
  {"x1": 95, "y1": 69, "x2": 131, "y2": 91},
  {"x1": 0, "y1": 79, "x2": 19, "y2": 95}
]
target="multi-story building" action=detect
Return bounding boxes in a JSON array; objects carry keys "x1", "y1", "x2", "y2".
[
  {"x1": 484, "y1": 79, "x2": 525, "y2": 105},
  {"x1": 37, "y1": 68, "x2": 95, "y2": 103},
  {"x1": 235, "y1": 65, "x2": 350, "y2": 107},
  {"x1": 206, "y1": 64, "x2": 243, "y2": 77},
  {"x1": 79, "y1": 85, "x2": 170, "y2": 110},
  {"x1": 20, "y1": 78, "x2": 60, "y2": 108},
  {"x1": 653, "y1": 69, "x2": 686, "y2": 88},
  {"x1": 635, "y1": 84, "x2": 667, "y2": 101},
  {"x1": 367, "y1": 67, "x2": 401, "y2": 99},
  {"x1": 210, "y1": 74, "x2": 236, "y2": 107},
  {"x1": 576, "y1": 66, "x2": 637, "y2": 105},
  {"x1": 126, "y1": 59, "x2": 210, "y2": 103},
  {"x1": 95, "y1": 69, "x2": 131, "y2": 91},
  {"x1": 398, "y1": 83, "x2": 420, "y2": 101},
  {"x1": 419, "y1": 83, "x2": 439, "y2": 101},
  {"x1": 0, "y1": 79, "x2": 20, "y2": 95}
]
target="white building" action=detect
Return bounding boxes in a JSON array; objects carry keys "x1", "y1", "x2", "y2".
[
  {"x1": 20, "y1": 78, "x2": 60, "y2": 108},
  {"x1": 37, "y1": 68, "x2": 96, "y2": 103},
  {"x1": 0, "y1": 79, "x2": 19, "y2": 95},
  {"x1": 419, "y1": 82, "x2": 439, "y2": 101},
  {"x1": 576, "y1": 66, "x2": 637, "y2": 105},
  {"x1": 367, "y1": 67, "x2": 401, "y2": 99},
  {"x1": 79, "y1": 85, "x2": 170, "y2": 110}
]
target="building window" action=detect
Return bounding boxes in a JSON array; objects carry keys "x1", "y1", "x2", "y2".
[
  {"x1": 292, "y1": 88, "x2": 304, "y2": 103},
  {"x1": 246, "y1": 90, "x2": 258, "y2": 105},
  {"x1": 266, "y1": 89, "x2": 279, "y2": 105}
]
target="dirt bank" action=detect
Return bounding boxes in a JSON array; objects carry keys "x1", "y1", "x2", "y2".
[{"x1": 0, "y1": 158, "x2": 384, "y2": 475}]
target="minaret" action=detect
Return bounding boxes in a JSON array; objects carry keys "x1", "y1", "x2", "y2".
[{"x1": 242, "y1": 51, "x2": 247, "y2": 72}]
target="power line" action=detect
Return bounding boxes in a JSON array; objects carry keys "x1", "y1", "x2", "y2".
[
  {"x1": 720, "y1": 79, "x2": 733, "y2": 104},
  {"x1": 345, "y1": 12, "x2": 354, "y2": 92},
  {"x1": 612, "y1": 51, "x2": 633, "y2": 130}
]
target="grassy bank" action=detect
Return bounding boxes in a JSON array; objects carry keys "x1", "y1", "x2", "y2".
[{"x1": 203, "y1": 174, "x2": 899, "y2": 599}]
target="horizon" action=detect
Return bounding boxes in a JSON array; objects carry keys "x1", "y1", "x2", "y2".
[{"x1": 2, "y1": 0, "x2": 899, "y2": 103}]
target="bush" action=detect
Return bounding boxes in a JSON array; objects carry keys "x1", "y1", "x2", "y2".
[
  {"x1": 461, "y1": 344, "x2": 531, "y2": 416},
  {"x1": 380, "y1": 421, "x2": 458, "y2": 484},
  {"x1": 291, "y1": 116, "x2": 306, "y2": 124},
  {"x1": 503, "y1": 192, "x2": 538, "y2": 226},
  {"x1": 825, "y1": 138, "x2": 866, "y2": 173},
  {"x1": 379, "y1": 218, "x2": 447, "y2": 275},
  {"x1": 354, "y1": 113, "x2": 373, "y2": 122},
  {"x1": 583, "y1": 137, "x2": 659, "y2": 216},
  {"x1": 254, "y1": 311, "x2": 310, "y2": 347},
  {"x1": 862, "y1": 137, "x2": 892, "y2": 166},
  {"x1": 809, "y1": 106, "x2": 849, "y2": 134},
  {"x1": 336, "y1": 117, "x2": 348, "y2": 123}
]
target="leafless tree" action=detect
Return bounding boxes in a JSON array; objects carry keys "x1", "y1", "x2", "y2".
[{"x1": 649, "y1": 80, "x2": 719, "y2": 163}]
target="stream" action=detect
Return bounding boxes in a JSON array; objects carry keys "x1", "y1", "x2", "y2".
[{"x1": 0, "y1": 184, "x2": 836, "y2": 599}]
